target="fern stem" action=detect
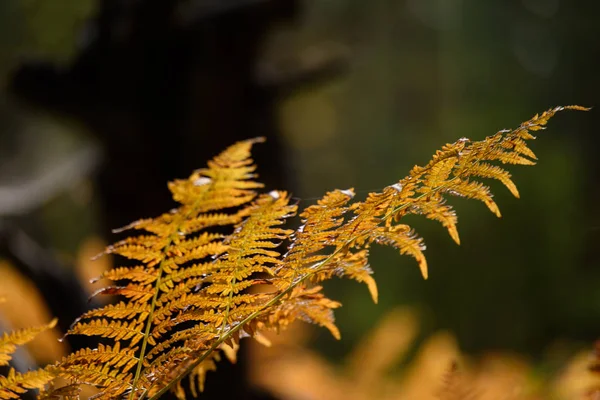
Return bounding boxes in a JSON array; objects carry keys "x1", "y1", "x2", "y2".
[
  {"x1": 129, "y1": 209, "x2": 200, "y2": 398},
  {"x1": 220, "y1": 235, "x2": 250, "y2": 337},
  {"x1": 129, "y1": 245, "x2": 169, "y2": 400},
  {"x1": 130, "y1": 184, "x2": 228, "y2": 398}
]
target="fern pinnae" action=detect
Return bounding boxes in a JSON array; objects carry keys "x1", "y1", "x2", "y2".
[
  {"x1": 128, "y1": 138, "x2": 266, "y2": 399},
  {"x1": 215, "y1": 191, "x2": 296, "y2": 335},
  {"x1": 0, "y1": 318, "x2": 58, "y2": 399},
  {"x1": 130, "y1": 236, "x2": 179, "y2": 399},
  {"x1": 0, "y1": 320, "x2": 58, "y2": 365},
  {"x1": 0, "y1": 369, "x2": 56, "y2": 400}
]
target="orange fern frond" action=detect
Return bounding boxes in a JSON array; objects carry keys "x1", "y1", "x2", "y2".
[
  {"x1": 0, "y1": 320, "x2": 58, "y2": 367},
  {"x1": 0, "y1": 368, "x2": 56, "y2": 400},
  {"x1": 0, "y1": 319, "x2": 58, "y2": 399},
  {"x1": 49, "y1": 106, "x2": 586, "y2": 399}
]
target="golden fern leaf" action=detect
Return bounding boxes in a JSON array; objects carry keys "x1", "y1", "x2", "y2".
[
  {"x1": 54, "y1": 138, "x2": 272, "y2": 399},
  {"x1": 0, "y1": 368, "x2": 56, "y2": 400},
  {"x1": 327, "y1": 105, "x2": 589, "y2": 280},
  {"x1": 281, "y1": 188, "x2": 356, "y2": 282},
  {"x1": 68, "y1": 319, "x2": 145, "y2": 345},
  {"x1": 57, "y1": 343, "x2": 139, "y2": 375},
  {"x1": 0, "y1": 319, "x2": 58, "y2": 367},
  {"x1": 0, "y1": 319, "x2": 57, "y2": 399},
  {"x1": 139, "y1": 192, "x2": 297, "y2": 398},
  {"x1": 275, "y1": 189, "x2": 378, "y2": 299},
  {"x1": 53, "y1": 106, "x2": 585, "y2": 399},
  {"x1": 371, "y1": 224, "x2": 428, "y2": 278}
]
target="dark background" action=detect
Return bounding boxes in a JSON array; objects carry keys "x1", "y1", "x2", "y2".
[{"x1": 0, "y1": 0, "x2": 598, "y2": 398}]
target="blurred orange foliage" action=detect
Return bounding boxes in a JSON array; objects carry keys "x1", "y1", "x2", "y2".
[{"x1": 249, "y1": 307, "x2": 600, "y2": 400}]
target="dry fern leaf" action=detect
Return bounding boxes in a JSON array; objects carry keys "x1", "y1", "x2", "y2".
[
  {"x1": 55, "y1": 138, "x2": 274, "y2": 399},
  {"x1": 0, "y1": 318, "x2": 58, "y2": 399},
  {"x1": 53, "y1": 106, "x2": 585, "y2": 399}
]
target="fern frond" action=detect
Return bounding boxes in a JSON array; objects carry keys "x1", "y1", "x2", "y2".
[
  {"x1": 52, "y1": 106, "x2": 586, "y2": 399},
  {"x1": 94, "y1": 266, "x2": 158, "y2": 285},
  {"x1": 0, "y1": 319, "x2": 58, "y2": 367},
  {"x1": 0, "y1": 368, "x2": 55, "y2": 400},
  {"x1": 75, "y1": 302, "x2": 151, "y2": 323},
  {"x1": 68, "y1": 319, "x2": 145, "y2": 345},
  {"x1": 0, "y1": 318, "x2": 58, "y2": 399},
  {"x1": 263, "y1": 285, "x2": 342, "y2": 339},
  {"x1": 277, "y1": 189, "x2": 356, "y2": 284},
  {"x1": 371, "y1": 225, "x2": 428, "y2": 278},
  {"x1": 56, "y1": 137, "x2": 270, "y2": 398}
]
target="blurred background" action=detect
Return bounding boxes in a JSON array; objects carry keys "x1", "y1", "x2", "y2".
[{"x1": 0, "y1": 0, "x2": 598, "y2": 399}]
